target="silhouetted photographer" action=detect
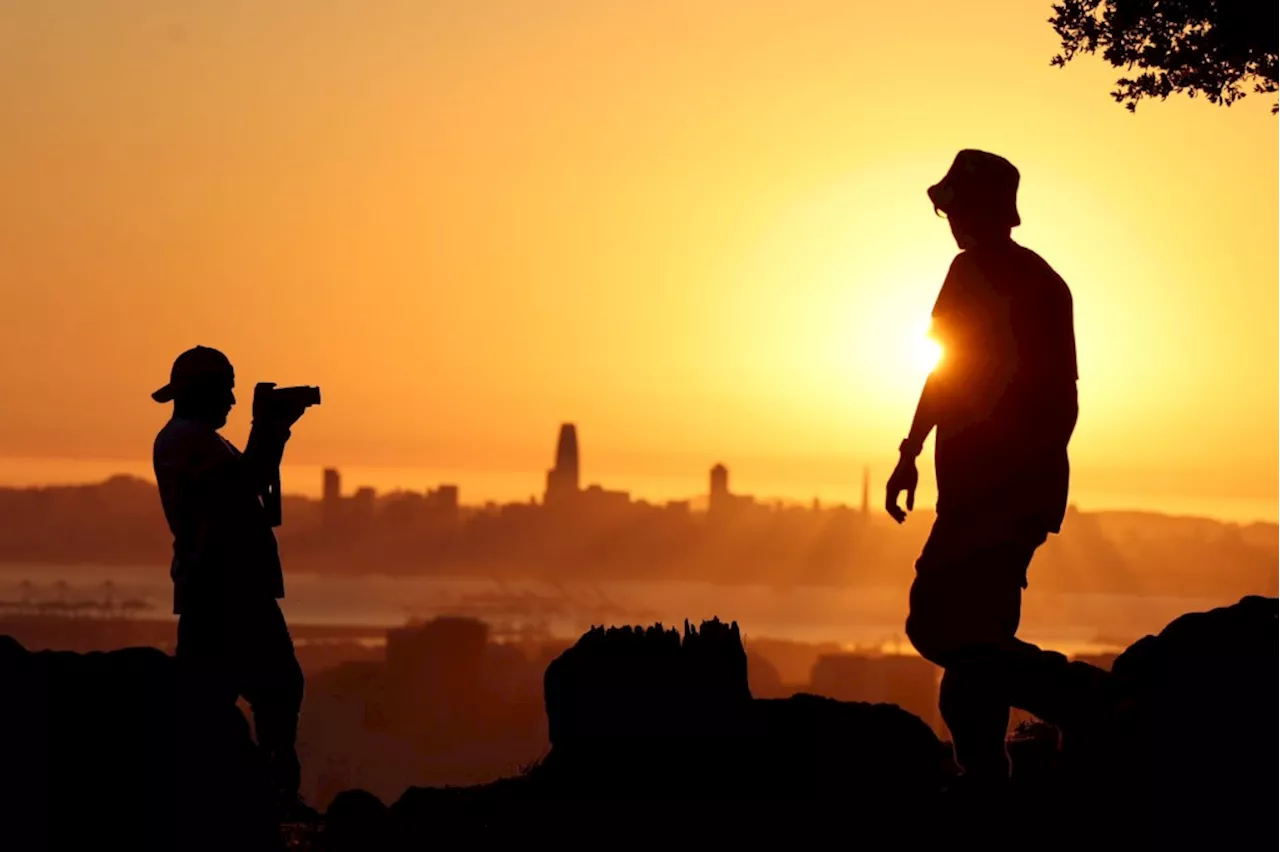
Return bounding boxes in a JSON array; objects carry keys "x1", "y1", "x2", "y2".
[
  {"x1": 150, "y1": 345, "x2": 320, "y2": 821},
  {"x1": 886, "y1": 151, "x2": 1082, "y2": 788}
]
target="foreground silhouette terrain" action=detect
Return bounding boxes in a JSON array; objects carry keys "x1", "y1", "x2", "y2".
[{"x1": 2, "y1": 596, "x2": 1275, "y2": 850}]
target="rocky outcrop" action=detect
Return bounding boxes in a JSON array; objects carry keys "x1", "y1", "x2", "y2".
[
  {"x1": 542, "y1": 618, "x2": 752, "y2": 744},
  {"x1": 539, "y1": 617, "x2": 947, "y2": 797},
  {"x1": 1076, "y1": 595, "x2": 1278, "y2": 844},
  {"x1": 382, "y1": 618, "x2": 950, "y2": 847},
  {"x1": 0, "y1": 636, "x2": 280, "y2": 852},
  {"x1": 981, "y1": 595, "x2": 1279, "y2": 847},
  {"x1": 379, "y1": 598, "x2": 1278, "y2": 847},
  {"x1": 320, "y1": 788, "x2": 390, "y2": 852}
]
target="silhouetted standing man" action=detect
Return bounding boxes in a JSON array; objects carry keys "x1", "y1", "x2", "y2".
[
  {"x1": 886, "y1": 151, "x2": 1079, "y2": 784},
  {"x1": 150, "y1": 346, "x2": 312, "y2": 817}
]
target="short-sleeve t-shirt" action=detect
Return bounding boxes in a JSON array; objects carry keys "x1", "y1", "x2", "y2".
[
  {"x1": 928, "y1": 241, "x2": 1078, "y2": 534},
  {"x1": 153, "y1": 417, "x2": 284, "y2": 614}
]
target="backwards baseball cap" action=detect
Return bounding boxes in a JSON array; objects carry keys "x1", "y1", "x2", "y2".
[
  {"x1": 151, "y1": 346, "x2": 234, "y2": 403},
  {"x1": 927, "y1": 149, "x2": 1021, "y2": 228}
]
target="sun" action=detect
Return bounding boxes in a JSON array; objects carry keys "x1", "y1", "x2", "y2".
[{"x1": 913, "y1": 331, "x2": 943, "y2": 374}]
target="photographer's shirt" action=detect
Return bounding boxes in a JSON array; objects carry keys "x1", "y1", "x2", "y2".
[{"x1": 153, "y1": 416, "x2": 284, "y2": 614}]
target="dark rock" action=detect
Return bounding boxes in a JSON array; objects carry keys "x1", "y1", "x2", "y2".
[
  {"x1": 538, "y1": 618, "x2": 944, "y2": 799},
  {"x1": 543, "y1": 618, "x2": 751, "y2": 745},
  {"x1": 322, "y1": 788, "x2": 390, "y2": 852},
  {"x1": 389, "y1": 776, "x2": 534, "y2": 846},
  {"x1": 0, "y1": 636, "x2": 279, "y2": 852},
  {"x1": 750, "y1": 693, "x2": 948, "y2": 797},
  {"x1": 389, "y1": 618, "x2": 949, "y2": 844},
  {"x1": 1094, "y1": 595, "x2": 1278, "y2": 844}
]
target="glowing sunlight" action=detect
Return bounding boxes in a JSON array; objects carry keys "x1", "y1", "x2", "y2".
[{"x1": 914, "y1": 333, "x2": 943, "y2": 375}]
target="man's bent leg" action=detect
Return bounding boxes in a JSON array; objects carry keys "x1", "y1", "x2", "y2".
[
  {"x1": 939, "y1": 663, "x2": 1011, "y2": 779},
  {"x1": 906, "y1": 521, "x2": 1036, "y2": 781},
  {"x1": 908, "y1": 579, "x2": 1019, "y2": 779}
]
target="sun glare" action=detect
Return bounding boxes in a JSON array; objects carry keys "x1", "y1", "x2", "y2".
[{"x1": 914, "y1": 332, "x2": 943, "y2": 374}]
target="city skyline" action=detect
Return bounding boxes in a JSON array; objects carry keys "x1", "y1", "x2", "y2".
[
  {"x1": 0, "y1": 432, "x2": 1276, "y2": 525},
  {"x1": 317, "y1": 421, "x2": 875, "y2": 515}
]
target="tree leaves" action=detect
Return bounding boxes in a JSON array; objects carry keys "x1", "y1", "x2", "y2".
[{"x1": 1049, "y1": 1, "x2": 1278, "y2": 114}]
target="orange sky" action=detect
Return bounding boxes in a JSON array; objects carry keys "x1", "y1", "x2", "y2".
[{"x1": 1, "y1": 1, "x2": 1276, "y2": 522}]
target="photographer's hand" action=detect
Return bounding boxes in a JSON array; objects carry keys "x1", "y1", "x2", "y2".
[
  {"x1": 245, "y1": 384, "x2": 297, "y2": 490},
  {"x1": 274, "y1": 399, "x2": 309, "y2": 428},
  {"x1": 253, "y1": 383, "x2": 308, "y2": 429}
]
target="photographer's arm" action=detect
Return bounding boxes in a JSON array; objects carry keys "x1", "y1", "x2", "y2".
[
  {"x1": 240, "y1": 385, "x2": 310, "y2": 495},
  {"x1": 241, "y1": 421, "x2": 291, "y2": 494}
]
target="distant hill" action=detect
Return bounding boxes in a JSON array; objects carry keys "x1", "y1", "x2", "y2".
[{"x1": 0, "y1": 475, "x2": 1273, "y2": 599}]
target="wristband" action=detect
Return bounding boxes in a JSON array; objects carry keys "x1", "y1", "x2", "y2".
[{"x1": 899, "y1": 438, "x2": 923, "y2": 459}]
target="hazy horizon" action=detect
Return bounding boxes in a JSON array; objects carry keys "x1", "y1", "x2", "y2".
[{"x1": 2, "y1": 451, "x2": 1276, "y2": 526}]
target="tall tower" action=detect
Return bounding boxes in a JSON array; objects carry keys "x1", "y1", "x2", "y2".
[
  {"x1": 708, "y1": 463, "x2": 729, "y2": 516},
  {"x1": 322, "y1": 468, "x2": 342, "y2": 529},
  {"x1": 861, "y1": 465, "x2": 870, "y2": 518},
  {"x1": 544, "y1": 423, "x2": 581, "y2": 506}
]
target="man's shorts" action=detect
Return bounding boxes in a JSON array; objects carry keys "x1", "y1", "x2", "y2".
[{"x1": 905, "y1": 514, "x2": 1048, "y2": 667}]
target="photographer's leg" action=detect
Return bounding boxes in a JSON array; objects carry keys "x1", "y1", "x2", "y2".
[{"x1": 241, "y1": 600, "x2": 305, "y2": 802}]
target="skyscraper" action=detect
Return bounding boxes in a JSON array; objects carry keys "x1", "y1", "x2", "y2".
[
  {"x1": 861, "y1": 465, "x2": 870, "y2": 518},
  {"x1": 709, "y1": 463, "x2": 729, "y2": 516},
  {"x1": 544, "y1": 423, "x2": 581, "y2": 506},
  {"x1": 322, "y1": 468, "x2": 342, "y2": 529}
]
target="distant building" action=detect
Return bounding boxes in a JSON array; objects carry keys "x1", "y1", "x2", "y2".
[
  {"x1": 382, "y1": 491, "x2": 425, "y2": 527},
  {"x1": 351, "y1": 487, "x2": 376, "y2": 525},
  {"x1": 322, "y1": 468, "x2": 342, "y2": 529},
  {"x1": 430, "y1": 484, "x2": 459, "y2": 509},
  {"x1": 544, "y1": 423, "x2": 581, "y2": 507},
  {"x1": 384, "y1": 617, "x2": 489, "y2": 732},
  {"x1": 708, "y1": 463, "x2": 734, "y2": 517},
  {"x1": 427, "y1": 484, "x2": 460, "y2": 524},
  {"x1": 861, "y1": 465, "x2": 870, "y2": 519},
  {"x1": 581, "y1": 484, "x2": 630, "y2": 515}
]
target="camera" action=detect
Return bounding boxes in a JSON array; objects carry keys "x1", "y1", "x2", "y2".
[
  {"x1": 273, "y1": 385, "x2": 321, "y2": 407},
  {"x1": 255, "y1": 382, "x2": 322, "y2": 409},
  {"x1": 253, "y1": 383, "x2": 320, "y2": 528}
]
